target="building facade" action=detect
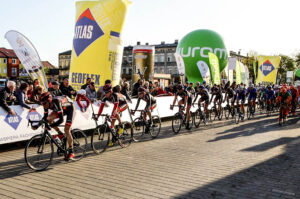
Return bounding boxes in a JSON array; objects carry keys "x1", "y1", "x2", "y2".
[
  {"x1": 0, "y1": 48, "x2": 23, "y2": 80},
  {"x1": 58, "y1": 50, "x2": 71, "y2": 81}
]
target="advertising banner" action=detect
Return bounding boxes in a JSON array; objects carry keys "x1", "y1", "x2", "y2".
[
  {"x1": 236, "y1": 60, "x2": 241, "y2": 84},
  {"x1": 256, "y1": 56, "x2": 281, "y2": 84},
  {"x1": 208, "y1": 52, "x2": 221, "y2": 85},
  {"x1": 5, "y1": 30, "x2": 48, "y2": 89},
  {"x1": 69, "y1": 0, "x2": 131, "y2": 90},
  {"x1": 132, "y1": 46, "x2": 154, "y2": 83}
]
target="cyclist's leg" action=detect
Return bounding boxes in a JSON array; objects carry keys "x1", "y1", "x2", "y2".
[
  {"x1": 65, "y1": 106, "x2": 75, "y2": 156},
  {"x1": 47, "y1": 112, "x2": 63, "y2": 134}
]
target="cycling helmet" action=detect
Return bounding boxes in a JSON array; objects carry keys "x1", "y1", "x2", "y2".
[
  {"x1": 290, "y1": 85, "x2": 295, "y2": 90},
  {"x1": 203, "y1": 81, "x2": 206, "y2": 84},
  {"x1": 138, "y1": 87, "x2": 146, "y2": 93},
  {"x1": 40, "y1": 92, "x2": 52, "y2": 103},
  {"x1": 199, "y1": 85, "x2": 204, "y2": 89},
  {"x1": 77, "y1": 89, "x2": 86, "y2": 95},
  {"x1": 267, "y1": 85, "x2": 271, "y2": 89},
  {"x1": 103, "y1": 84, "x2": 112, "y2": 93},
  {"x1": 238, "y1": 85, "x2": 243, "y2": 90},
  {"x1": 177, "y1": 84, "x2": 183, "y2": 90},
  {"x1": 282, "y1": 83, "x2": 287, "y2": 88},
  {"x1": 274, "y1": 85, "x2": 279, "y2": 89},
  {"x1": 249, "y1": 84, "x2": 254, "y2": 88}
]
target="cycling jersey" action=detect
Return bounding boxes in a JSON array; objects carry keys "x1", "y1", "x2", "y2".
[
  {"x1": 135, "y1": 92, "x2": 157, "y2": 112},
  {"x1": 43, "y1": 97, "x2": 74, "y2": 127},
  {"x1": 226, "y1": 88, "x2": 235, "y2": 99},
  {"x1": 176, "y1": 90, "x2": 193, "y2": 106},
  {"x1": 277, "y1": 91, "x2": 292, "y2": 104},
  {"x1": 290, "y1": 88, "x2": 298, "y2": 100},
  {"x1": 212, "y1": 89, "x2": 223, "y2": 102},
  {"x1": 194, "y1": 90, "x2": 209, "y2": 104},
  {"x1": 246, "y1": 88, "x2": 257, "y2": 100},
  {"x1": 98, "y1": 93, "x2": 127, "y2": 118},
  {"x1": 236, "y1": 90, "x2": 246, "y2": 102},
  {"x1": 265, "y1": 90, "x2": 275, "y2": 100}
]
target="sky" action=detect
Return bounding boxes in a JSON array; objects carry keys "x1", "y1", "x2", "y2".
[{"x1": 0, "y1": 0, "x2": 299, "y2": 66}]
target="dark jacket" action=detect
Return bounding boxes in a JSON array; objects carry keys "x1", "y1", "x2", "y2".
[
  {"x1": 16, "y1": 89, "x2": 31, "y2": 109},
  {"x1": 121, "y1": 87, "x2": 131, "y2": 102},
  {"x1": 132, "y1": 82, "x2": 141, "y2": 96},
  {"x1": 59, "y1": 83, "x2": 76, "y2": 98},
  {"x1": 48, "y1": 87, "x2": 63, "y2": 97},
  {"x1": 81, "y1": 83, "x2": 89, "y2": 90},
  {"x1": 0, "y1": 87, "x2": 14, "y2": 113}
]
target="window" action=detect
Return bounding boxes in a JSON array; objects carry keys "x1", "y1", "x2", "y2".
[
  {"x1": 167, "y1": 53, "x2": 172, "y2": 62},
  {"x1": 3, "y1": 58, "x2": 7, "y2": 64},
  {"x1": 128, "y1": 56, "x2": 133, "y2": 62},
  {"x1": 12, "y1": 68, "x2": 17, "y2": 76},
  {"x1": 129, "y1": 68, "x2": 132, "y2": 74},
  {"x1": 122, "y1": 68, "x2": 126, "y2": 74},
  {"x1": 160, "y1": 55, "x2": 165, "y2": 62},
  {"x1": 4, "y1": 68, "x2": 7, "y2": 74},
  {"x1": 12, "y1": 59, "x2": 17, "y2": 64},
  {"x1": 155, "y1": 55, "x2": 158, "y2": 62}
]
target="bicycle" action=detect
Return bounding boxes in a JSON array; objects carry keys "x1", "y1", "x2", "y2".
[
  {"x1": 91, "y1": 114, "x2": 133, "y2": 152},
  {"x1": 279, "y1": 103, "x2": 288, "y2": 126},
  {"x1": 235, "y1": 104, "x2": 244, "y2": 124},
  {"x1": 266, "y1": 99, "x2": 274, "y2": 116},
  {"x1": 224, "y1": 103, "x2": 235, "y2": 120},
  {"x1": 210, "y1": 102, "x2": 223, "y2": 121},
  {"x1": 171, "y1": 105, "x2": 194, "y2": 134},
  {"x1": 132, "y1": 110, "x2": 161, "y2": 142},
  {"x1": 193, "y1": 103, "x2": 208, "y2": 128},
  {"x1": 25, "y1": 120, "x2": 87, "y2": 171},
  {"x1": 247, "y1": 100, "x2": 256, "y2": 119}
]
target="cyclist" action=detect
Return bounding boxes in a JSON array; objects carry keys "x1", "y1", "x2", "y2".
[
  {"x1": 170, "y1": 85, "x2": 193, "y2": 130},
  {"x1": 276, "y1": 87, "x2": 292, "y2": 120},
  {"x1": 193, "y1": 85, "x2": 210, "y2": 121},
  {"x1": 258, "y1": 86, "x2": 266, "y2": 109},
  {"x1": 223, "y1": 86, "x2": 236, "y2": 115},
  {"x1": 131, "y1": 87, "x2": 157, "y2": 131},
  {"x1": 246, "y1": 84, "x2": 257, "y2": 113},
  {"x1": 39, "y1": 92, "x2": 75, "y2": 160},
  {"x1": 265, "y1": 85, "x2": 275, "y2": 110},
  {"x1": 236, "y1": 85, "x2": 246, "y2": 118},
  {"x1": 209, "y1": 86, "x2": 223, "y2": 117},
  {"x1": 96, "y1": 84, "x2": 128, "y2": 145},
  {"x1": 289, "y1": 85, "x2": 298, "y2": 115}
]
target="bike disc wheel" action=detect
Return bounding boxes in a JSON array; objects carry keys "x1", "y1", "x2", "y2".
[
  {"x1": 71, "y1": 129, "x2": 87, "y2": 161},
  {"x1": 118, "y1": 122, "x2": 133, "y2": 148},
  {"x1": 91, "y1": 125, "x2": 110, "y2": 154},
  {"x1": 133, "y1": 118, "x2": 145, "y2": 142},
  {"x1": 149, "y1": 116, "x2": 161, "y2": 139},
  {"x1": 172, "y1": 113, "x2": 182, "y2": 134},
  {"x1": 25, "y1": 134, "x2": 53, "y2": 171}
]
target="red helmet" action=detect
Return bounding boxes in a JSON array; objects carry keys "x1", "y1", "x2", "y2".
[
  {"x1": 280, "y1": 87, "x2": 287, "y2": 93},
  {"x1": 39, "y1": 92, "x2": 52, "y2": 103},
  {"x1": 290, "y1": 85, "x2": 295, "y2": 90},
  {"x1": 282, "y1": 83, "x2": 287, "y2": 88}
]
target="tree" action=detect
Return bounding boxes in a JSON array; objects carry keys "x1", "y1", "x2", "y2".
[
  {"x1": 278, "y1": 54, "x2": 296, "y2": 84},
  {"x1": 295, "y1": 52, "x2": 300, "y2": 68}
]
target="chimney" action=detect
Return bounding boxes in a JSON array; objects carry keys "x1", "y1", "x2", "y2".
[
  {"x1": 146, "y1": 42, "x2": 149, "y2": 45},
  {"x1": 161, "y1": 41, "x2": 165, "y2": 45},
  {"x1": 175, "y1": 39, "x2": 178, "y2": 44},
  {"x1": 137, "y1": 41, "x2": 141, "y2": 45}
]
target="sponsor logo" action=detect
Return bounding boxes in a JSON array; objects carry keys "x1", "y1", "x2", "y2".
[
  {"x1": 26, "y1": 111, "x2": 42, "y2": 121},
  {"x1": 178, "y1": 47, "x2": 227, "y2": 59},
  {"x1": 4, "y1": 114, "x2": 22, "y2": 130},
  {"x1": 73, "y1": 8, "x2": 105, "y2": 57},
  {"x1": 259, "y1": 60, "x2": 275, "y2": 76},
  {"x1": 71, "y1": 72, "x2": 100, "y2": 85}
]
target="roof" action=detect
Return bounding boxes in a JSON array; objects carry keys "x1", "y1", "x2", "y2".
[
  {"x1": 0, "y1": 48, "x2": 17, "y2": 58},
  {"x1": 42, "y1": 61, "x2": 57, "y2": 69},
  {"x1": 0, "y1": 51, "x2": 6, "y2": 58},
  {"x1": 59, "y1": 50, "x2": 72, "y2": 56}
]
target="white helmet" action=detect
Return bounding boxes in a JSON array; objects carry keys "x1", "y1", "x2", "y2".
[{"x1": 77, "y1": 89, "x2": 86, "y2": 95}]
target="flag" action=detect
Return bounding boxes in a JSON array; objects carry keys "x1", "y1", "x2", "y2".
[
  {"x1": 208, "y1": 52, "x2": 221, "y2": 85},
  {"x1": 5, "y1": 30, "x2": 48, "y2": 89},
  {"x1": 256, "y1": 56, "x2": 281, "y2": 84}
]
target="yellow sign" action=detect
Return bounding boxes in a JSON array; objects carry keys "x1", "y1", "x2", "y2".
[
  {"x1": 69, "y1": 0, "x2": 131, "y2": 90},
  {"x1": 256, "y1": 56, "x2": 281, "y2": 84}
]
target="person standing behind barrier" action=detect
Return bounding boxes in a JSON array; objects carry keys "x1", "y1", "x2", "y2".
[
  {"x1": 76, "y1": 89, "x2": 90, "y2": 112},
  {"x1": 121, "y1": 82, "x2": 132, "y2": 103},
  {"x1": 0, "y1": 81, "x2": 17, "y2": 115},
  {"x1": 16, "y1": 82, "x2": 31, "y2": 109},
  {"x1": 30, "y1": 85, "x2": 43, "y2": 104},
  {"x1": 97, "y1": 79, "x2": 112, "y2": 100},
  {"x1": 85, "y1": 82, "x2": 97, "y2": 102},
  {"x1": 132, "y1": 79, "x2": 143, "y2": 97},
  {"x1": 27, "y1": 82, "x2": 34, "y2": 100},
  {"x1": 60, "y1": 78, "x2": 76, "y2": 98},
  {"x1": 48, "y1": 81, "x2": 63, "y2": 97},
  {"x1": 81, "y1": 78, "x2": 91, "y2": 90}
]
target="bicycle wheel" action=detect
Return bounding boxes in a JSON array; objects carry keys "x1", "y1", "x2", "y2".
[
  {"x1": 25, "y1": 134, "x2": 53, "y2": 171},
  {"x1": 133, "y1": 118, "x2": 145, "y2": 142},
  {"x1": 118, "y1": 122, "x2": 133, "y2": 148},
  {"x1": 71, "y1": 129, "x2": 87, "y2": 161},
  {"x1": 194, "y1": 110, "x2": 201, "y2": 128},
  {"x1": 247, "y1": 106, "x2": 251, "y2": 120},
  {"x1": 91, "y1": 125, "x2": 110, "y2": 154},
  {"x1": 172, "y1": 112, "x2": 183, "y2": 134},
  {"x1": 149, "y1": 116, "x2": 161, "y2": 139},
  {"x1": 224, "y1": 106, "x2": 230, "y2": 120},
  {"x1": 235, "y1": 110, "x2": 240, "y2": 124}
]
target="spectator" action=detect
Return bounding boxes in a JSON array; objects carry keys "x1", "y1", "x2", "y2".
[
  {"x1": 97, "y1": 79, "x2": 111, "y2": 99},
  {"x1": 16, "y1": 82, "x2": 31, "y2": 109},
  {"x1": 33, "y1": 79, "x2": 40, "y2": 89},
  {"x1": 60, "y1": 78, "x2": 76, "y2": 98},
  {"x1": 81, "y1": 78, "x2": 91, "y2": 90},
  {"x1": 144, "y1": 81, "x2": 150, "y2": 92},
  {"x1": 132, "y1": 79, "x2": 143, "y2": 96},
  {"x1": 194, "y1": 82, "x2": 200, "y2": 93},
  {"x1": 184, "y1": 81, "x2": 189, "y2": 90},
  {"x1": 76, "y1": 89, "x2": 90, "y2": 112},
  {"x1": 157, "y1": 85, "x2": 166, "y2": 95},
  {"x1": 121, "y1": 82, "x2": 132, "y2": 103},
  {"x1": 30, "y1": 86, "x2": 43, "y2": 104},
  {"x1": 48, "y1": 81, "x2": 63, "y2": 97},
  {"x1": 85, "y1": 82, "x2": 97, "y2": 102},
  {"x1": 0, "y1": 81, "x2": 17, "y2": 115},
  {"x1": 149, "y1": 81, "x2": 154, "y2": 93},
  {"x1": 151, "y1": 82, "x2": 160, "y2": 96},
  {"x1": 165, "y1": 84, "x2": 175, "y2": 96},
  {"x1": 187, "y1": 82, "x2": 195, "y2": 95},
  {"x1": 27, "y1": 82, "x2": 34, "y2": 99}
]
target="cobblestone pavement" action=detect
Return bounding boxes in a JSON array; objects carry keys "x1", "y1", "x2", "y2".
[{"x1": 0, "y1": 112, "x2": 300, "y2": 199}]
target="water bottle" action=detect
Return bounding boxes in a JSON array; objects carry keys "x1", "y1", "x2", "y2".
[{"x1": 54, "y1": 136, "x2": 62, "y2": 146}]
